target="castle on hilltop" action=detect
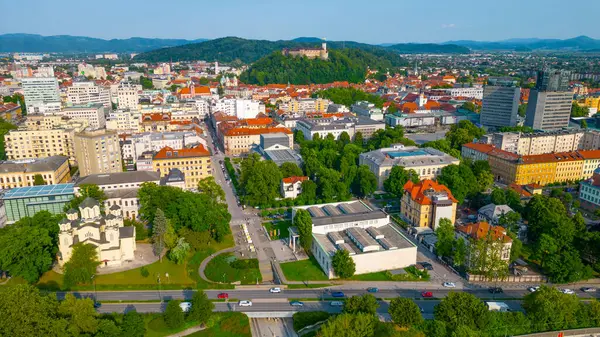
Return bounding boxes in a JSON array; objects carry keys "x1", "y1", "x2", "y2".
[{"x1": 283, "y1": 42, "x2": 328, "y2": 60}]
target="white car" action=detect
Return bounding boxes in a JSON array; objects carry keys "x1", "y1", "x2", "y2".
[
  {"x1": 269, "y1": 287, "x2": 282, "y2": 293},
  {"x1": 528, "y1": 286, "x2": 540, "y2": 292},
  {"x1": 179, "y1": 302, "x2": 192, "y2": 312},
  {"x1": 238, "y1": 300, "x2": 253, "y2": 307},
  {"x1": 561, "y1": 288, "x2": 575, "y2": 295},
  {"x1": 329, "y1": 301, "x2": 344, "y2": 307},
  {"x1": 442, "y1": 282, "x2": 456, "y2": 288}
]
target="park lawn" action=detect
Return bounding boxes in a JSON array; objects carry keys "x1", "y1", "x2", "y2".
[
  {"x1": 188, "y1": 312, "x2": 251, "y2": 337},
  {"x1": 204, "y1": 253, "x2": 262, "y2": 285},
  {"x1": 348, "y1": 267, "x2": 430, "y2": 282},
  {"x1": 286, "y1": 283, "x2": 331, "y2": 289},
  {"x1": 280, "y1": 257, "x2": 328, "y2": 281},
  {"x1": 262, "y1": 220, "x2": 292, "y2": 240},
  {"x1": 145, "y1": 313, "x2": 203, "y2": 337}
]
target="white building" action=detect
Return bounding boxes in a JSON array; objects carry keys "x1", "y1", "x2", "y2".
[
  {"x1": 477, "y1": 204, "x2": 515, "y2": 226},
  {"x1": 351, "y1": 101, "x2": 384, "y2": 121},
  {"x1": 106, "y1": 110, "x2": 142, "y2": 133},
  {"x1": 443, "y1": 86, "x2": 484, "y2": 100},
  {"x1": 291, "y1": 201, "x2": 417, "y2": 279},
  {"x1": 77, "y1": 64, "x2": 107, "y2": 79},
  {"x1": 21, "y1": 77, "x2": 61, "y2": 114},
  {"x1": 280, "y1": 176, "x2": 308, "y2": 199},
  {"x1": 121, "y1": 131, "x2": 204, "y2": 164},
  {"x1": 211, "y1": 98, "x2": 263, "y2": 119},
  {"x1": 60, "y1": 103, "x2": 107, "y2": 129},
  {"x1": 67, "y1": 81, "x2": 112, "y2": 108},
  {"x1": 58, "y1": 198, "x2": 136, "y2": 267},
  {"x1": 117, "y1": 83, "x2": 141, "y2": 110}
]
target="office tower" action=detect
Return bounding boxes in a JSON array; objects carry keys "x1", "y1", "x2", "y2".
[
  {"x1": 66, "y1": 81, "x2": 112, "y2": 108},
  {"x1": 525, "y1": 69, "x2": 573, "y2": 131},
  {"x1": 480, "y1": 77, "x2": 520, "y2": 128},
  {"x1": 21, "y1": 77, "x2": 61, "y2": 113},
  {"x1": 74, "y1": 129, "x2": 122, "y2": 177}
]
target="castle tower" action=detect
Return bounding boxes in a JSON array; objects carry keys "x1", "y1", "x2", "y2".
[{"x1": 58, "y1": 218, "x2": 73, "y2": 265}]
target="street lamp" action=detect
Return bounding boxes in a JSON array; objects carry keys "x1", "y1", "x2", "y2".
[
  {"x1": 91, "y1": 275, "x2": 97, "y2": 303},
  {"x1": 157, "y1": 274, "x2": 162, "y2": 302}
]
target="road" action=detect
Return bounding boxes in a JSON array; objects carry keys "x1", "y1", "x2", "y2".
[{"x1": 204, "y1": 121, "x2": 276, "y2": 282}]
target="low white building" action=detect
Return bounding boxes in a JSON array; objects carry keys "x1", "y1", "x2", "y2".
[
  {"x1": 58, "y1": 198, "x2": 136, "y2": 268},
  {"x1": 280, "y1": 176, "x2": 308, "y2": 199},
  {"x1": 60, "y1": 103, "x2": 107, "y2": 129},
  {"x1": 477, "y1": 204, "x2": 514, "y2": 226},
  {"x1": 351, "y1": 101, "x2": 384, "y2": 121},
  {"x1": 291, "y1": 201, "x2": 417, "y2": 279}
]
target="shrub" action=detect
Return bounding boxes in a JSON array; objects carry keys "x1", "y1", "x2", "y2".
[
  {"x1": 293, "y1": 311, "x2": 331, "y2": 331},
  {"x1": 140, "y1": 266, "x2": 150, "y2": 278}
]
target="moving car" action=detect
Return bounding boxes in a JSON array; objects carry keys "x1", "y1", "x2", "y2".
[
  {"x1": 331, "y1": 291, "x2": 345, "y2": 298},
  {"x1": 269, "y1": 287, "x2": 282, "y2": 293},
  {"x1": 561, "y1": 289, "x2": 575, "y2": 295},
  {"x1": 238, "y1": 300, "x2": 253, "y2": 307},
  {"x1": 179, "y1": 302, "x2": 192, "y2": 312},
  {"x1": 486, "y1": 301, "x2": 510, "y2": 312},
  {"x1": 367, "y1": 287, "x2": 379, "y2": 293},
  {"x1": 330, "y1": 301, "x2": 344, "y2": 307},
  {"x1": 528, "y1": 286, "x2": 540, "y2": 292},
  {"x1": 442, "y1": 282, "x2": 456, "y2": 288},
  {"x1": 290, "y1": 301, "x2": 304, "y2": 307},
  {"x1": 581, "y1": 287, "x2": 597, "y2": 293},
  {"x1": 488, "y1": 287, "x2": 503, "y2": 294},
  {"x1": 217, "y1": 293, "x2": 229, "y2": 299},
  {"x1": 421, "y1": 291, "x2": 433, "y2": 298}
]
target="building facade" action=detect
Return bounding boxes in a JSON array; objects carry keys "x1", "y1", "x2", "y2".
[
  {"x1": 74, "y1": 129, "x2": 123, "y2": 177},
  {"x1": 60, "y1": 103, "x2": 107, "y2": 129},
  {"x1": 401, "y1": 179, "x2": 458, "y2": 230},
  {"x1": 579, "y1": 168, "x2": 600, "y2": 210},
  {"x1": 480, "y1": 77, "x2": 520, "y2": 128},
  {"x1": 117, "y1": 83, "x2": 140, "y2": 110},
  {"x1": 152, "y1": 145, "x2": 212, "y2": 189},
  {"x1": 525, "y1": 90, "x2": 573, "y2": 131},
  {"x1": 0, "y1": 156, "x2": 70, "y2": 189},
  {"x1": 66, "y1": 81, "x2": 112, "y2": 108},
  {"x1": 3, "y1": 184, "x2": 74, "y2": 223},
  {"x1": 21, "y1": 77, "x2": 61, "y2": 113},
  {"x1": 281, "y1": 176, "x2": 308, "y2": 199}
]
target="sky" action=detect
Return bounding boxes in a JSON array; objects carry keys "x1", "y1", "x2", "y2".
[{"x1": 1, "y1": 0, "x2": 599, "y2": 44}]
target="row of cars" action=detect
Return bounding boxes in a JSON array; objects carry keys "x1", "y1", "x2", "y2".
[{"x1": 527, "y1": 286, "x2": 596, "y2": 294}]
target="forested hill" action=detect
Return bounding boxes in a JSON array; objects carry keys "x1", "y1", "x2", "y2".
[
  {"x1": 239, "y1": 49, "x2": 407, "y2": 85},
  {"x1": 133, "y1": 37, "x2": 468, "y2": 63}
]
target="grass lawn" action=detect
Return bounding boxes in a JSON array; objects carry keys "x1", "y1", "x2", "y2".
[
  {"x1": 204, "y1": 253, "x2": 262, "y2": 285},
  {"x1": 145, "y1": 313, "x2": 203, "y2": 337},
  {"x1": 348, "y1": 267, "x2": 430, "y2": 282},
  {"x1": 37, "y1": 235, "x2": 236, "y2": 291},
  {"x1": 286, "y1": 283, "x2": 331, "y2": 289},
  {"x1": 280, "y1": 257, "x2": 328, "y2": 281},
  {"x1": 262, "y1": 220, "x2": 292, "y2": 240},
  {"x1": 188, "y1": 312, "x2": 251, "y2": 337}
]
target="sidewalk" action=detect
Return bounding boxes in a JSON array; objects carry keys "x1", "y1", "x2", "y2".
[
  {"x1": 197, "y1": 246, "x2": 239, "y2": 283},
  {"x1": 166, "y1": 324, "x2": 205, "y2": 337}
]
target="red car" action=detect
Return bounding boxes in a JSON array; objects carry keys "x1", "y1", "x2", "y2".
[
  {"x1": 421, "y1": 291, "x2": 433, "y2": 298},
  {"x1": 217, "y1": 293, "x2": 229, "y2": 299}
]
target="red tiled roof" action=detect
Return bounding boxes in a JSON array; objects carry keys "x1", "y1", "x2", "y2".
[
  {"x1": 143, "y1": 113, "x2": 171, "y2": 122},
  {"x1": 578, "y1": 150, "x2": 600, "y2": 160},
  {"x1": 403, "y1": 179, "x2": 457, "y2": 205},
  {"x1": 0, "y1": 103, "x2": 20, "y2": 113},
  {"x1": 223, "y1": 127, "x2": 292, "y2": 137},
  {"x1": 282, "y1": 176, "x2": 308, "y2": 184},
  {"x1": 242, "y1": 117, "x2": 273, "y2": 126},
  {"x1": 154, "y1": 144, "x2": 210, "y2": 159},
  {"x1": 456, "y1": 221, "x2": 512, "y2": 243},
  {"x1": 509, "y1": 183, "x2": 533, "y2": 198},
  {"x1": 462, "y1": 142, "x2": 495, "y2": 153}
]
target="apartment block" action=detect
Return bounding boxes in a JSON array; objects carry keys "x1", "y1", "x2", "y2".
[
  {"x1": 117, "y1": 83, "x2": 141, "y2": 110},
  {"x1": 152, "y1": 145, "x2": 212, "y2": 189},
  {"x1": 21, "y1": 77, "x2": 61, "y2": 114},
  {"x1": 296, "y1": 116, "x2": 385, "y2": 141},
  {"x1": 525, "y1": 91, "x2": 573, "y2": 130},
  {"x1": 74, "y1": 129, "x2": 122, "y2": 177},
  {"x1": 66, "y1": 81, "x2": 112, "y2": 108},
  {"x1": 480, "y1": 77, "x2": 520, "y2": 128},
  {"x1": 60, "y1": 103, "x2": 106, "y2": 129},
  {"x1": 579, "y1": 168, "x2": 600, "y2": 210},
  {"x1": 401, "y1": 179, "x2": 457, "y2": 230},
  {"x1": 0, "y1": 156, "x2": 71, "y2": 189}
]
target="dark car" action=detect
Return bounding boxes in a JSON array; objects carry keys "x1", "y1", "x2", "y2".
[
  {"x1": 421, "y1": 262, "x2": 433, "y2": 271},
  {"x1": 93, "y1": 301, "x2": 101, "y2": 309},
  {"x1": 367, "y1": 287, "x2": 379, "y2": 293},
  {"x1": 488, "y1": 287, "x2": 503, "y2": 294},
  {"x1": 331, "y1": 291, "x2": 345, "y2": 298}
]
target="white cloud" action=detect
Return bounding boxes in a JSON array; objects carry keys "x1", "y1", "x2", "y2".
[{"x1": 441, "y1": 23, "x2": 456, "y2": 29}]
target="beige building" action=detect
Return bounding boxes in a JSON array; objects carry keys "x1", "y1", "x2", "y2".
[
  {"x1": 481, "y1": 129, "x2": 599, "y2": 156},
  {"x1": 5, "y1": 115, "x2": 88, "y2": 164},
  {"x1": 74, "y1": 129, "x2": 123, "y2": 177},
  {"x1": 455, "y1": 222, "x2": 512, "y2": 270},
  {"x1": 152, "y1": 144, "x2": 212, "y2": 189},
  {"x1": 58, "y1": 198, "x2": 136, "y2": 268},
  {"x1": 0, "y1": 156, "x2": 70, "y2": 189},
  {"x1": 401, "y1": 179, "x2": 458, "y2": 230}
]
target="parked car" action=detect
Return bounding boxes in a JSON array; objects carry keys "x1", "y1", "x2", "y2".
[
  {"x1": 367, "y1": 287, "x2": 379, "y2": 293},
  {"x1": 331, "y1": 291, "x2": 345, "y2": 298},
  {"x1": 488, "y1": 287, "x2": 503, "y2": 294},
  {"x1": 420, "y1": 262, "x2": 433, "y2": 271},
  {"x1": 179, "y1": 302, "x2": 192, "y2": 312},
  {"x1": 290, "y1": 301, "x2": 304, "y2": 307},
  {"x1": 561, "y1": 289, "x2": 575, "y2": 295},
  {"x1": 421, "y1": 291, "x2": 433, "y2": 298},
  {"x1": 528, "y1": 286, "x2": 540, "y2": 292},
  {"x1": 238, "y1": 300, "x2": 253, "y2": 307},
  {"x1": 330, "y1": 301, "x2": 344, "y2": 307},
  {"x1": 217, "y1": 293, "x2": 229, "y2": 299},
  {"x1": 442, "y1": 282, "x2": 456, "y2": 288},
  {"x1": 581, "y1": 287, "x2": 597, "y2": 293},
  {"x1": 93, "y1": 301, "x2": 101, "y2": 309},
  {"x1": 269, "y1": 287, "x2": 282, "y2": 293}
]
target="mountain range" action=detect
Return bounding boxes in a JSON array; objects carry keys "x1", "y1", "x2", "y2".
[{"x1": 444, "y1": 36, "x2": 600, "y2": 51}]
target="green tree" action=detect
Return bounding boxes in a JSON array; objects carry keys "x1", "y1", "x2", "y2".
[
  {"x1": 152, "y1": 208, "x2": 168, "y2": 261},
  {"x1": 388, "y1": 297, "x2": 423, "y2": 327},
  {"x1": 58, "y1": 293, "x2": 98, "y2": 335},
  {"x1": 453, "y1": 237, "x2": 467, "y2": 267},
  {"x1": 421, "y1": 139, "x2": 461, "y2": 158},
  {"x1": 120, "y1": 310, "x2": 146, "y2": 337},
  {"x1": 434, "y1": 292, "x2": 489, "y2": 331},
  {"x1": 507, "y1": 231, "x2": 522, "y2": 262},
  {"x1": 124, "y1": 218, "x2": 148, "y2": 241},
  {"x1": 490, "y1": 188, "x2": 507, "y2": 205},
  {"x1": 197, "y1": 176, "x2": 226, "y2": 203},
  {"x1": 164, "y1": 300, "x2": 184, "y2": 329},
  {"x1": 435, "y1": 218, "x2": 455, "y2": 258},
  {"x1": 571, "y1": 102, "x2": 590, "y2": 118},
  {"x1": 498, "y1": 211, "x2": 521, "y2": 232},
  {"x1": 139, "y1": 76, "x2": 154, "y2": 89},
  {"x1": 343, "y1": 294, "x2": 379, "y2": 315},
  {"x1": 523, "y1": 286, "x2": 579, "y2": 331},
  {"x1": 298, "y1": 180, "x2": 318, "y2": 204},
  {"x1": 63, "y1": 243, "x2": 100, "y2": 288},
  {"x1": 0, "y1": 118, "x2": 17, "y2": 160},
  {"x1": 353, "y1": 131, "x2": 364, "y2": 146},
  {"x1": 581, "y1": 120, "x2": 588, "y2": 129},
  {"x1": 64, "y1": 184, "x2": 107, "y2": 212},
  {"x1": 0, "y1": 284, "x2": 66, "y2": 336},
  {"x1": 332, "y1": 249, "x2": 356, "y2": 278},
  {"x1": 339, "y1": 131, "x2": 351, "y2": 146},
  {"x1": 242, "y1": 156, "x2": 283, "y2": 206},
  {"x1": 351, "y1": 165, "x2": 377, "y2": 197},
  {"x1": 318, "y1": 313, "x2": 376, "y2": 337},
  {"x1": 445, "y1": 120, "x2": 485, "y2": 150},
  {"x1": 294, "y1": 209, "x2": 313, "y2": 253},
  {"x1": 383, "y1": 166, "x2": 419, "y2": 196},
  {"x1": 169, "y1": 237, "x2": 191, "y2": 264},
  {"x1": 468, "y1": 232, "x2": 509, "y2": 279},
  {"x1": 280, "y1": 162, "x2": 304, "y2": 178},
  {"x1": 437, "y1": 162, "x2": 479, "y2": 204},
  {"x1": 96, "y1": 319, "x2": 121, "y2": 337},
  {"x1": 518, "y1": 103, "x2": 528, "y2": 117},
  {"x1": 33, "y1": 174, "x2": 46, "y2": 186},
  {"x1": 188, "y1": 291, "x2": 214, "y2": 323}
]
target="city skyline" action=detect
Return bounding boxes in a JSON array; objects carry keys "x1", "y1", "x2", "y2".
[{"x1": 2, "y1": 0, "x2": 599, "y2": 44}]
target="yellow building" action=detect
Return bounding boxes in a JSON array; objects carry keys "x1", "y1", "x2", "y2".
[
  {"x1": 582, "y1": 97, "x2": 600, "y2": 110},
  {"x1": 0, "y1": 155, "x2": 70, "y2": 189},
  {"x1": 401, "y1": 179, "x2": 458, "y2": 230},
  {"x1": 152, "y1": 144, "x2": 212, "y2": 189}
]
